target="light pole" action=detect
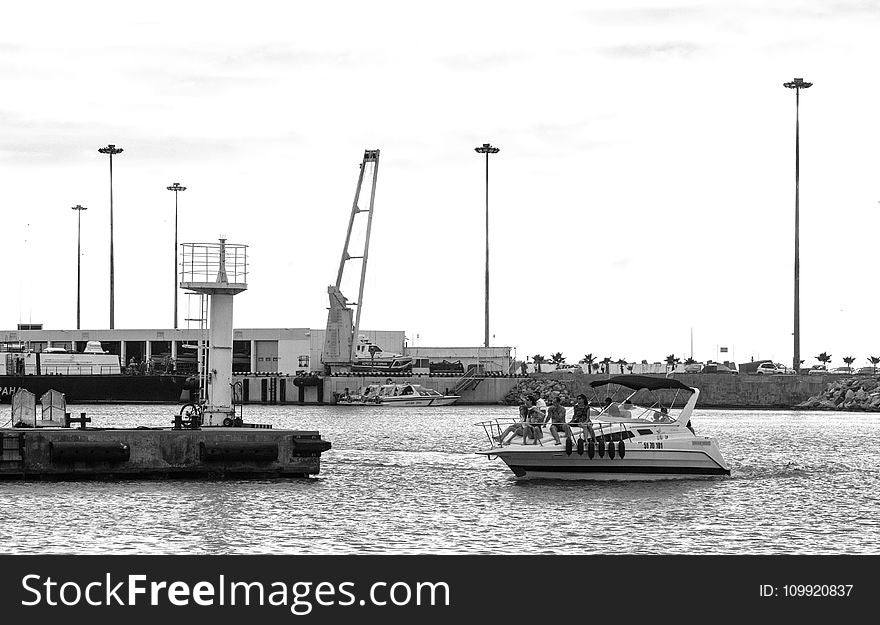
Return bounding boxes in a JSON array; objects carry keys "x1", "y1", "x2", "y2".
[
  {"x1": 166, "y1": 182, "x2": 187, "y2": 329},
  {"x1": 783, "y1": 78, "x2": 812, "y2": 373},
  {"x1": 98, "y1": 144, "x2": 123, "y2": 329},
  {"x1": 71, "y1": 204, "x2": 88, "y2": 329},
  {"x1": 474, "y1": 142, "x2": 500, "y2": 349}
]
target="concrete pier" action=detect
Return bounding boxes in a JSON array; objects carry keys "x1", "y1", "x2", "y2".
[{"x1": 0, "y1": 427, "x2": 331, "y2": 479}]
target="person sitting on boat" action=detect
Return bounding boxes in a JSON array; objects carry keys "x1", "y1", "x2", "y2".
[
  {"x1": 619, "y1": 399, "x2": 633, "y2": 418},
  {"x1": 534, "y1": 394, "x2": 548, "y2": 421},
  {"x1": 548, "y1": 394, "x2": 568, "y2": 445},
  {"x1": 569, "y1": 393, "x2": 597, "y2": 441},
  {"x1": 653, "y1": 406, "x2": 671, "y2": 422},
  {"x1": 603, "y1": 397, "x2": 622, "y2": 417},
  {"x1": 524, "y1": 395, "x2": 546, "y2": 444},
  {"x1": 495, "y1": 396, "x2": 531, "y2": 445}
]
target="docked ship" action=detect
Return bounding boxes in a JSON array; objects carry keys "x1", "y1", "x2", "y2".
[
  {"x1": 0, "y1": 341, "x2": 194, "y2": 404},
  {"x1": 350, "y1": 336, "x2": 413, "y2": 373}
]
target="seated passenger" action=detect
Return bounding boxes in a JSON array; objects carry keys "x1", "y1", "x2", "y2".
[
  {"x1": 495, "y1": 397, "x2": 530, "y2": 445},
  {"x1": 524, "y1": 395, "x2": 547, "y2": 444},
  {"x1": 603, "y1": 397, "x2": 622, "y2": 418},
  {"x1": 547, "y1": 394, "x2": 568, "y2": 445},
  {"x1": 569, "y1": 393, "x2": 596, "y2": 442},
  {"x1": 652, "y1": 406, "x2": 671, "y2": 422},
  {"x1": 619, "y1": 399, "x2": 634, "y2": 418}
]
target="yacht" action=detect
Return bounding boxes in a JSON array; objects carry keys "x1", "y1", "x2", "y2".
[
  {"x1": 337, "y1": 382, "x2": 459, "y2": 406},
  {"x1": 350, "y1": 336, "x2": 413, "y2": 373},
  {"x1": 476, "y1": 375, "x2": 730, "y2": 480}
]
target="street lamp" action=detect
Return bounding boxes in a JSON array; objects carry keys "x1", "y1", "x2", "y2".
[
  {"x1": 71, "y1": 204, "x2": 88, "y2": 329},
  {"x1": 474, "y1": 142, "x2": 500, "y2": 349},
  {"x1": 166, "y1": 182, "x2": 187, "y2": 329},
  {"x1": 783, "y1": 78, "x2": 812, "y2": 373},
  {"x1": 98, "y1": 144, "x2": 123, "y2": 329}
]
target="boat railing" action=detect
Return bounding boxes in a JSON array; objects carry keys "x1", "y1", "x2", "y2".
[{"x1": 475, "y1": 417, "x2": 635, "y2": 449}]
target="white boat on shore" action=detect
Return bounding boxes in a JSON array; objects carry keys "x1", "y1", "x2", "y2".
[
  {"x1": 350, "y1": 336, "x2": 413, "y2": 373},
  {"x1": 337, "y1": 382, "x2": 460, "y2": 406},
  {"x1": 476, "y1": 375, "x2": 730, "y2": 480}
]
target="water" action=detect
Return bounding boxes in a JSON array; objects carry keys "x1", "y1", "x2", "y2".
[{"x1": 1, "y1": 405, "x2": 877, "y2": 554}]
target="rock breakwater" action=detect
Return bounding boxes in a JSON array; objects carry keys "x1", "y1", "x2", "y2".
[{"x1": 797, "y1": 376, "x2": 880, "y2": 411}]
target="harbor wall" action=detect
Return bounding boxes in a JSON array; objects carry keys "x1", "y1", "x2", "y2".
[
  {"x1": 524, "y1": 372, "x2": 834, "y2": 408},
  {"x1": 232, "y1": 371, "x2": 836, "y2": 408}
]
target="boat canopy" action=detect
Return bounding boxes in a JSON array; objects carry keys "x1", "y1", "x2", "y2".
[{"x1": 589, "y1": 375, "x2": 693, "y2": 392}]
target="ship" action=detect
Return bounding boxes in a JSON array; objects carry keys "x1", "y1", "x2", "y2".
[
  {"x1": 350, "y1": 336, "x2": 413, "y2": 373},
  {"x1": 0, "y1": 341, "x2": 195, "y2": 404}
]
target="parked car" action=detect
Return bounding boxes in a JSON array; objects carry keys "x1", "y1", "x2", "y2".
[
  {"x1": 756, "y1": 362, "x2": 789, "y2": 375},
  {"x1": 856, "y1": 366, "x2": 878, "y2": 375},
  {"x1": 829, "y1": 367, "x2": 853, "y2": 375},
  {"x1": 807, "y1": 365, "x2": 828, "y2": 376},
  {"x1": 683, "y1": 363, "x2": 703, "y2": 373},
  {"x1": 554, "y1": 363, "x2": 581, "y2": 373}
]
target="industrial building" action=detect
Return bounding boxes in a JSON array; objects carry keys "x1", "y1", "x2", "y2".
[
  {"x1": 0, "y1": 326, "x2": 404, "y2": 375},
  {"x1": 0, "y1": 326, "x2": 512, "y2": 376}
]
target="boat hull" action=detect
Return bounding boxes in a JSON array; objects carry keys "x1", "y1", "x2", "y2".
[
  {"x1": 483, "y1": 446, "x2": 730, "y2": 481},
  {"x1": 0, "y1": 374, "x2": 192, "y2": 404}
]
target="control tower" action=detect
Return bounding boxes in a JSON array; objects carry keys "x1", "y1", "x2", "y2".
[{"x1": 179, "y1": 239, "x2": 247, "y2": 426}]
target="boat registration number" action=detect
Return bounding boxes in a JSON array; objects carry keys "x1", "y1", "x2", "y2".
[{"x1": 642, "y1": 442, "x2": 663, "y2": 450}]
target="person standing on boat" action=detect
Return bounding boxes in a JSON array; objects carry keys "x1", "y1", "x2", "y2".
[{"x1": 548, "y1": 394, "x2": 568, "y2": 445}]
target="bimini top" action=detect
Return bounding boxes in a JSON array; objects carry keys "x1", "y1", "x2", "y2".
[{"x1": 589, "y1": 375, "x2": 693, "y2": 392}]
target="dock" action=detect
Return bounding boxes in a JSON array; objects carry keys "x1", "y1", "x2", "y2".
[{"x1": 0, "y1": 425, "x2": 330, "y2": 479}]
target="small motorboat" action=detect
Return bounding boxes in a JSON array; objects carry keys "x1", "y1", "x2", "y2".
[
  {"x1": 476, "y1": 375, "x2": 730, "y2": 480},
  {"x1": 337, "y1": 382, "x2": 459, "y2": 406}
]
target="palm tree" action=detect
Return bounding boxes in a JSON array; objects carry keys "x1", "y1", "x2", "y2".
[
  {"x1": 550, "y1": 352, "x2": 566, "y2": 365},
  {"x1": 869, "y1": 356, "x2": 880, "y2": 374},
  {"x1": 600, "y1": 356, "x2": 613, "y2": 374},
  {"x1": 626, "y1": 363, "x2": 635, "y2": 373},
  {"x1": 532, "y1": 354, "x2": 546, "y2": 373},
  {"x1": 816, "y1": 352, "x2": 832, "y2": 368},
  {"x1": 843, "y1": 356, "x2": 855, "y2": 372},
  {"x1": 616, "y1": 358, "x2": 627, "y2": 374},
  {"x1": 665, "y1": 354, "x2": 680, "y2": 372},
  {"x1": 581, "y1": 353, "x2": 595, "y2": 372},
  {"x1": 684, "y1": 357, "x2": 697, "y2": 365}
]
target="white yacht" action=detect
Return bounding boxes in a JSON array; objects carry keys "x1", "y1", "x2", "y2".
[
  {"x1": 350, "y1": 336, "x2": 413, "y2": 373},
  {"x1": 476, "y1": 375, "x2": 730, "y2": 480},
  {"x1": 337, "y1": 382, "x2": 459, "y2": 406}
]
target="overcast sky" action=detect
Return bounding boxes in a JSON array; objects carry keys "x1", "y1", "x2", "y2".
[{"x1": 2, "y1": 0, "x2": 879, "y2": 368}]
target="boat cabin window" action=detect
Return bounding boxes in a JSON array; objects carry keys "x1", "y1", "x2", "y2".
[
  {"x1": 636, "y1": 429, "x2": 654, "y2": 436},
  {"x1": 401, "y1": 386, "x2": 414, "y2": 396}
]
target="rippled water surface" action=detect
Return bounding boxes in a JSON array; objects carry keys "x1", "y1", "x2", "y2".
[{"x1": 1, "y1": 405, "x2": 878, "y2": 554}]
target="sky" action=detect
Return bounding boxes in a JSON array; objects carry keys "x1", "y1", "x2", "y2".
[{"x1": 2, "y1": 0, "x2": 879, "y2": 369}]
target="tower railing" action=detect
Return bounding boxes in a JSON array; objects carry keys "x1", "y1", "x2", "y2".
[{"x1": 180, "y1": 242, "x2": 248, "y2": 285}]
